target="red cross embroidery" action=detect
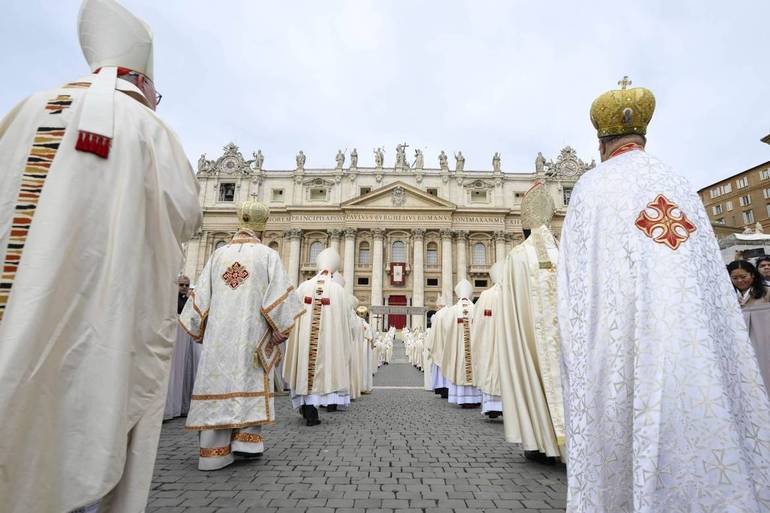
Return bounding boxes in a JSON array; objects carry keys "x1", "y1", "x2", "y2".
[
  {"x1": 222, "y1": 261, "x2": 249, "y2": 289},
  {"x1": 484, "y1": 309, "x2": 492, "y2": 317},
  {"x1": 634, "y1": 194, "x2": 696, "y2": 251}
]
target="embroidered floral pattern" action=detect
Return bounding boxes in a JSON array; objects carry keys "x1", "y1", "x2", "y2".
[
  {"x1": 635, "y1": 194, "x2": 696, "y2": 250},
  {"x1": 222, "y1": 261, "x2": 249, "y2": 289}
]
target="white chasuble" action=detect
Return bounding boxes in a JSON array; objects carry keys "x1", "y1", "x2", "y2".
[
  {"x1": 180, "y1": 238, "x2": 303, "y2": 431},
  {"x1": 497, "y1": 226, "x2": 564, "y2": 459},
  {"x1": 361, "y1": 320, "x2": 374, "y2": 392},
  {"x1": 0, "y1": 76, "x2": 201, "y2": 513},
  {"x1": 423, "y1": 326, "x2": 436, "y2": 390},
  {"x1": 349, "y1": 311, "x2": 364, "y2": 400},
  {"x1": 440, "y1": 298, "x2": 476, "y2": 386},
  {"x1": 428, "y1": 306, "x2": 451, "y2": 374},
  {"x1": 558, "y1": 150, "x2": 770, "y2": 512},
  {"x1": 471, "y1": 284, "x2": 502, "y2": 397},
  {"x1": 283, "y1": 272, "x2": 352, "y2": 398}
]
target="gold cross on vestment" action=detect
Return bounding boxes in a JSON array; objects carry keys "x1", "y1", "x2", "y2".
[{"x1": 618, "y1": 76, "x2": 632, "y2": 89}]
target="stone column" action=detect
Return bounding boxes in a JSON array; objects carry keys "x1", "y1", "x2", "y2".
[
  {"x1": 370, "y1": 228, "x2": 385, "y2": 307},
  {"x1": 328, "y1": 229, "x2": 342, "y2": 254},
  {"x1": 285, "y1": 228, "x2": 302, "y2": 287},
  {"x1": 494, "y1": 231, "x2": 507, "y2": 263},
  {"x1": 411, "y1": 228, "x2": 425, "y2": 329},
  {"x1": 505, "y1": 233, "x2": 515, "y2": 254},
  {"x1": 455, "y1": 230, "x2": 468, "y2": 282},
  {"x1": 343, "y1": 228, "x2": 356, "y2": 296},
  {"x1": 440, "y1": 229, "x2": 454, "y2": 303}
]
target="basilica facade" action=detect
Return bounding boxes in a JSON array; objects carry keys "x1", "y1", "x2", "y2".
[{"x1": 183, "y1": 144, "x2": 593, "y2": 329}]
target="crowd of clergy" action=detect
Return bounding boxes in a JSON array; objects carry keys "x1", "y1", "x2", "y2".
[{"x1": 2, "y1": 1, "x2": 770, "y2": 512}]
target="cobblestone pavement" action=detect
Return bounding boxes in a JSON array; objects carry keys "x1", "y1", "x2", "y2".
[{"x1": 149, "y1": 343, "x2": 567, "y2": 513}]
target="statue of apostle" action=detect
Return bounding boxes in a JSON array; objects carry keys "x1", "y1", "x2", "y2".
[
  {"x1": 0, "y1": 1, "x2": 202, "y2": 511},
  {"x1": 558, "y1": 77, "x2": 770, "y2": 511},
  {"x1": 284, "y1": 248, "x2": 353, "y2": 425},
  {"x1": 440, "y1": 280, "x2": 483, "y2": 408},
  {"x1": 454, "y1": 151, "x2": 465, "y2": 172},
  {"x1": 350, "y1": 148, "x2": 358, "y2": 168},
  {"x1": 471, "y1": 262, "x2": 504, "y2": 418},
  {"x1": 180, "y1": 200, "x2": 303, "y2": 470},
  {"x1": 497, "y1": 181, "x2": 564, "y2": 462}
]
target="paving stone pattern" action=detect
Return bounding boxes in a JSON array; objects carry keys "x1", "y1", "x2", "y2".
[{"x1": 149, "y1": 344, "x2": 567, "y2": 513}]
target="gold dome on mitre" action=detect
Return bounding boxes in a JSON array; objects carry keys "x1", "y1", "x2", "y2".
[
  {"x1": 237, "y1": 199, "x2": 269, "y2": 231},
  {"x1": 590, "y1": 76, "x2": 655, "y2": 138},
  {"x1": 356, "y1": 305, "x2": 369, "y2": 318},
  {"x1": 521, "y1": 181, "x2": 555, "y2": 230}
]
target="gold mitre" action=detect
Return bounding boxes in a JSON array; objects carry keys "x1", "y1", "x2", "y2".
[
  {"x1": 356, "y1": 305, "x2": 369, "y2": 318},
  {"x1": 521, "y1": 181, "x2": 555, "y2": 230},
  {"x1": 237, "y1": 199, "x2": 269, "y2": 231},
  {"x1": 590, "y1": 76, "x2": 655, "y2": 138}
]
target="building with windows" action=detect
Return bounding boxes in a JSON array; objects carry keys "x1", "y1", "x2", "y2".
[
  {"x1": 184, "y1": 143, "x2": 593, "y2": 328},
  {"x1": 698, "y1": 160, "x2": 770, "y2": 232}
]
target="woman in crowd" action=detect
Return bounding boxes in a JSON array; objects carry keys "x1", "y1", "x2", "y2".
[
  {"x1": 755, "y1": 256, "x2": 770, "y2": 287},
  {"x1": 727, "y1": 260, "x2": 770, "y2": 307}
]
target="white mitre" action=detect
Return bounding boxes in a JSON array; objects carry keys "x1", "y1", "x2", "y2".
[
  {"x1": 78, "y1": 0, "x2": 154, "y2": 79},
  {"x1": 488, "y1": 262, "x2": 504, "y2": 285},
  {"x1": 316, "y1": 248, "x2": 341, "y2": 274},
  {"x1": 75, "y1": 0, "x2": 155, "y2": 158},
  {"x1": 454, "y1": 279, "x2": 473, "y2": 300}
]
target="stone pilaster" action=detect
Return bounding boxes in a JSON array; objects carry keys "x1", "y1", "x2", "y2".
[
  {"x1": 494, "y1": 231, "x2": 507, "y2": 263},
  {"x1": 455, "y1": 230, "x2": 468, "y2": 282},
  {"x1": 343, "y1": 228, "x2": 356, "y2": 296},
  {"x1": 370, "y1": 228, "x2": 385, "y2": 307},
  {"x1": 440, "y1": 229, "x2": 454, "y2": 303},
  {"x1": 328, "y1": 229, "x2": 342, "y2": 254},
  {"x1": 285, "y1": 228, "x2": 302, "y2": 287},
  {"x1": 411, "y1": 228, "x2": 425, "y2": 329}
]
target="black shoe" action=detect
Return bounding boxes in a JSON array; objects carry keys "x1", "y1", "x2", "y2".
[
  {"x1": 485, "y1": 411, "x2": 502, "y2": 419},
  {"x1": 306, "y1": 418, "x2": 321, "y2": 426},
  {"x1": 233, "y1": 451, "x2": 262, "y2": 459},
  {"x1": 326, "y1": 404, "x2": 338, "y2": 412},
  {"x1": 433, "y1": 389, "x2": 441, "y2": 395}
]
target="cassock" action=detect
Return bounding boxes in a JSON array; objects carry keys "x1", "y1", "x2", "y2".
[
  {"x1": 471, "y1": 263, "x2": 504, "y2": 416},
  {"x1": 498, "y1": 184, "x2": 565, "y2": 459},
  {"x1": 558, "y1": 148, "x2": 770, "y2": 511},
  {"x1": 441, "y1": 280, "x2": 483, "y2": 405},
  {"x1": 0, "y1": 2, "x2": 201, "y2": 510},
  {"x1": 164, "y1": 290, "x2": 202, "y2": 419},
  {"x1": 284, "y1": 249, "x2": 353, "y2": 413}
]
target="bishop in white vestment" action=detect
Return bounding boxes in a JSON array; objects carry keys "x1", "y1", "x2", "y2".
[
  {"x1": 426, "y1": 295, "x2": 451, "y2": 396},
  {"x1": 471, "y1": 262, "x2": 504, "y2": 417},
  {"x1": 558, "y1": 78, "x2": 770, "y2": 512},
  {"x1": 498, "y1": 182, "x2": 565, "y2": 460},
  {"x1": 180, "y1": 200, "x2": 303, "y2": 470},
  {"x1": 441, "y1": 280, "x2": 483, "y2": 407},
  {"x1": 284, "y1": 248, "x2": 353, "y2": 425},
  {"x1": 356, "y1": 305, "x2": 375, "y2": 394},
  {"x1": 0, "y1": 1, "x2": 201, "y2": 510}
]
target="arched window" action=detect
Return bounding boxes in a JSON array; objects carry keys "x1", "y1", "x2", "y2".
[
  {"x1": 391, "y1": 240, "x2": 406, "y2": 262},
  {"x1": 269, "y1": 241, "x2": 279, "y2": 252},
  {"x1": 358, "y1": 241, "x2": 370, "y2": 266},
  {"x1": 472, "y1": 242, "x2": 486, "y2": 265},
  {"x1": 214, "y1": 240, "x2": 227, "y2": 250},
  {"x1": 309, "y1": 241, "x2": 323, "y2": 264},
  {"x1": 426, "y1": 242, "x2": 438, "y2": 266}
]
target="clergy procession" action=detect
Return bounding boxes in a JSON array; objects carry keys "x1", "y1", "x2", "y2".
[{"x1": 1, "y1": 1, "x2": 769, "y2": 513}]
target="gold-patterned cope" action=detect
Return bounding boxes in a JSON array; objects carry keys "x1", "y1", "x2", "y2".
[
  {"x1": 462, "y1": 304, "x2": 473, "y2": 384},
  {"x1": 590, "y1": 76, "x2": 656, "y2": 138},
  {"x1": 306, "y1": 279, "x2": 326, "y2": 391}
]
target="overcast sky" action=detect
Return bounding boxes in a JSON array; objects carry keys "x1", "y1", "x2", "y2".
[{"x1": 2, "y1": 0, "x2": 768, "y2": 189}]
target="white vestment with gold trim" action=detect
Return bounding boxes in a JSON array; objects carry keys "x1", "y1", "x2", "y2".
[{"x1": 558, "y1": 150, "x2": 770, "y2": 512}]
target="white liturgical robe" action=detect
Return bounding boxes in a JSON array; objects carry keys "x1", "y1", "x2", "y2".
[
  {"x1": 471, "y1": 284, "x2": 503, "y2": 398},
  {"x1": 284, "y1": 271, "x2": 352, "y2": 403},
  {"x1": 180, "y1": 236, "x2": 303, "y2": 432},
  {"x1": 558, "y1": 149, "x2": 770, "y2": 512},
  {"x1": 0, "y1": 75, "x2": 201, "y2": 513},
  {"x1": 498, "y1": 225, "x2": 564, "y2": 459}
]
